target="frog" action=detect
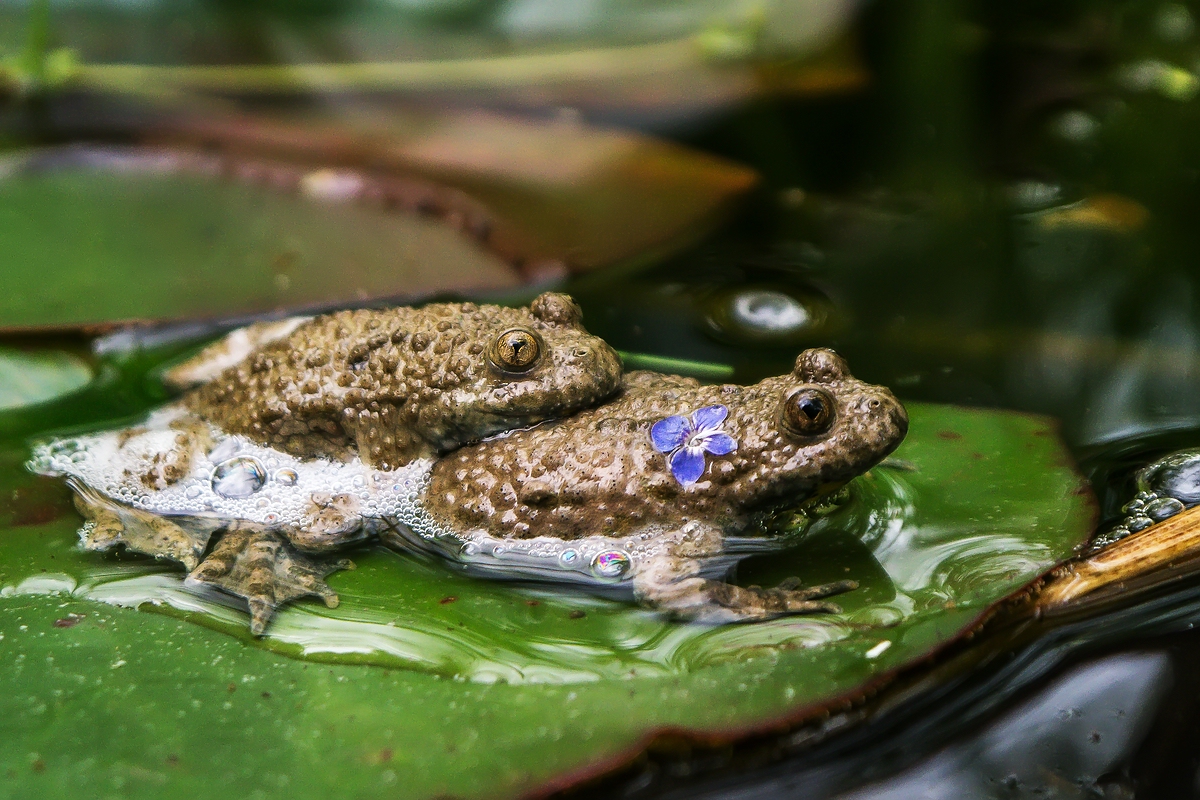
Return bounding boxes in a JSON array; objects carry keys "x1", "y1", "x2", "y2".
[
  {"x1": 30, "y1": 292, "x2": 623, "y2": 630},
  {"x1": 404, "y1": 348, "x2": 908, "y2": 621},
  {"x1": 31, "y1": 346, "x2": 905, "y2": 632},
  {"x1": 177, "y1": 291, "x2": 622, "y2": 469}
]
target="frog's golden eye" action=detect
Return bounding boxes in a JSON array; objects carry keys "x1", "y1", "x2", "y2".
[
  {"x1": 781, "y1": 388, "x2": 835, "y2": 436},
  {"x1": 490, "y1": 328, "x2": 542, "y2": 373}
]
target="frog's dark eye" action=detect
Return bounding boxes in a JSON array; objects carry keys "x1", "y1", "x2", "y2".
[
  {"x1": 781, "y1": 389, "x2": 835, "y2": 436},
  {"x1": 490, "y1": 328, "x2": 542, "y2": 373}
]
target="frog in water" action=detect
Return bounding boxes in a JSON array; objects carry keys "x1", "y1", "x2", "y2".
[{"x1": 30, "y1": 292, "x2": 622, "y2": 630}]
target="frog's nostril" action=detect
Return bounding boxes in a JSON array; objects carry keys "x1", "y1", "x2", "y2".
[{"x1": 572, "y1": 348, "x2": 591, "y2": 358}]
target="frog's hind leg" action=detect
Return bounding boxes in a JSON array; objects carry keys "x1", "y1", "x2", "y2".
[
  {"x1": 71, "y1": 483, "x2": 219, "y2": 570},
  {"x1": 162, "y1": 316, "x2": 312, "y2": 391},
  {"x1": 633, "y1": 554, "x2": 856, "y2": 623},
  {"x1": 186, "y1": 527, "x2": 353, "y2": 635}
]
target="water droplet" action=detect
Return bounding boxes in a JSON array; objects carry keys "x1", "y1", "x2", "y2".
[
  {"x1": 1146, "y1": 496, "x2": 1185, "y2": 522},
  {"x1": 560, "y1": 550, "x2": 579, "y2": 566},
  {"x1": 1139, "y1": 449, "x2": 1200, "y2": 506},
  {"x1": 1121, "y1": 499, "x2": 1146, "y2": 515},
  {"x1": 207, "y1": 439, "x2": 240, "y2": 464},
  {"x1": 591, "y1": 550, "x2": 632, "y2": 580},
  {"x1": 275, "y1": 468, "x2": 298, "y2": 486},
  {"x1": 1127, "y1": 514, "x2": 1154, "y2": 533},
  {"x1": 730, "y1": 290, "x2": 810, "y2": 334},
  {"x1": 211, "y1": 457, "x2": 267, "y2": 499}
]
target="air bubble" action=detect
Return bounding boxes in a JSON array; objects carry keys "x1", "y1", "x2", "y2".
[
  {"x1": 591, "y1": 550, "x2": 632, "y2": 580},
  {"x1": 275, "y1": 468, "x2": 298, "y2": 486},
  {"x1": 207, "y1": 439, "x2": 240, "y2": 464},
  {"x1": 211, "y1": 457, "x2": 267, "y2": 499}
]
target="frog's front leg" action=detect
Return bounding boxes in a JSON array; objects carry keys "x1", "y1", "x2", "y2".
[
  {"x1": 186, "y1": 527, "x2": 353, "y2": 635},
  {"x1": 633, "y1": 551, "x2": 856, "y2": 623}
]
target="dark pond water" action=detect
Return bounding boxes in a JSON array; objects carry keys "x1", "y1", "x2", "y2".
[{"x1": 7, "y1": 0, "x2": 1200, "y2": 798}]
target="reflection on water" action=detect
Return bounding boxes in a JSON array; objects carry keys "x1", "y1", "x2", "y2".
[
  {"x1": 838, "y1": 652, "x2": 1171, "y2": 800},
  {"x1": 0, "y1": 554, "x2": 857, "y2": 684}
]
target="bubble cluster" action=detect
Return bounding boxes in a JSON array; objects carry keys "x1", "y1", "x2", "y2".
[{"x1": 1093, "y1": 448, "x2": 1200, "y2": 550}]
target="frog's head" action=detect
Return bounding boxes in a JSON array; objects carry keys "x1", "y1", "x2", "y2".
[
  {"x1": 446, "y1": 292, "x2": 622, "y2": 445},
  {"x1": 669, "y1": 349, "x2": 907, "y2": 508}
]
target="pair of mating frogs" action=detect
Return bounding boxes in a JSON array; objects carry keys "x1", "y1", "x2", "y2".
[{"x1": 30, "y1": 293, "x2": 908, "y2": 634}]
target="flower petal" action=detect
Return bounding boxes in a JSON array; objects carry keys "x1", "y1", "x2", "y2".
[
  {"x1": 691, "y1": 404, "x2": 728, "y2": 432},
  {"x1": 651, "y1": 416, "x2": 691, "y2": 453},
  {"x1": 700, "y1": 432, "x2": 738, "y2": 456},
  {"x1": 669, "y1": 447, "x2": 707, "y2": 485}
]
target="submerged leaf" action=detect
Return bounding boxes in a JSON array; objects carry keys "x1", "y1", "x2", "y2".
[{"x1": 0, "y1": 347, "x2": 91, "y2": 410}]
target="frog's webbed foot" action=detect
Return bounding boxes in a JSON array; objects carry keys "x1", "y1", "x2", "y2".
[
  {"x1": 72, "y1": 484, "x2": 219, "y2": 570},
  {"x1": 711, "y1": 578, "x2": 858, "y2": 616},
  {"x1": 186, "y1": 528, "x2": 353, "y2": 635},
  {"x1": 633, "y1": 556, "x2": 856, "y2": 622}
]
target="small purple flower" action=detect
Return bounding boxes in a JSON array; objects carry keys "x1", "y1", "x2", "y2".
[{"x1": 650, "y1": 405, "x2": 738, "y2": 486}]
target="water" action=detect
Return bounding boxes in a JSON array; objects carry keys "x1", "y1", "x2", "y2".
[{"x1": 6, "y1": 0, "x2": 1200, "y2": 797}]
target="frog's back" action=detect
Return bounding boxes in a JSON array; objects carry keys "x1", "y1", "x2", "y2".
[
  {"x1": 426, "y1": 352, "x2": 909, "y2": 542},
  {"x1": 186, "y1": 293, "x2": 622, "y2": 469}
]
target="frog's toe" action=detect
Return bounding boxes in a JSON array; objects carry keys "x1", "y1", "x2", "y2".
[
  {"x1": 79, "y1": 516, "x2": 124, "y2": 551},
  {"x1": 247, "y1": 599, "x2": 275, "y2": 637},
  {"x1": 187, "y1": 528, "x2": 351, "y2": 635},
  {"x1": 776, "y1": 577, "x2": 858, "y2": 600},
  {"x1": 783, "y1": 599, "x2": 843, "y2": 614}
]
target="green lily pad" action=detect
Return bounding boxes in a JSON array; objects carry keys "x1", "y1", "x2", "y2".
[
  {"x1": 0, "y1": 403, "x2": 1094, "y2": 798},
  {"x1": 0, "y1": 148, "x2": 522, "y2": 330},
  {"x1": 0, "y1": 347, "x2": 92, "y2": 410}
]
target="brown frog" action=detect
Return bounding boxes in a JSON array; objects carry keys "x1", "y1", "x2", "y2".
[
  {"x1": 179, "y1": 292, "x2": 621, "y2": 469},
  {"x1": 407, "y1": 348, "x2": 908, "y2": 621},
  {"x1": 30, "y1": 293, "x2": 624, "y2": 631}
]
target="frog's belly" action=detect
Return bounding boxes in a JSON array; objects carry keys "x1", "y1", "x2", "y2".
[
  {"x1": 381, "y1": 519, "x2": 784, "y2": 593},
  {"x1": 29, "y1": 406, "x2": 782, "y2": 592},
  {"x1": 28, "y1": 403, "x2": 435, "y2": 533}
]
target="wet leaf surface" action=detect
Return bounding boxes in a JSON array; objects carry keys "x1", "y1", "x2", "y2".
[
  {"x1": 0, "y1": 147, "x2": 522, "y2": 330},
  {"x1": 0, "y1": 402, "x2": 1095, "y2": 798}
]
